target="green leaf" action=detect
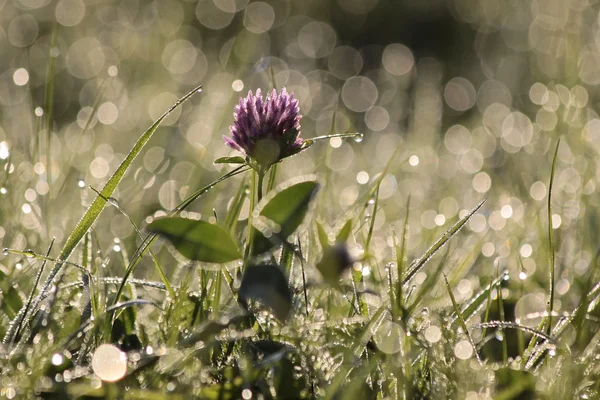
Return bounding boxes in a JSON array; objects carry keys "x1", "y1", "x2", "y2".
[
  {"x1": 335, "y1": 219, "x2": 353, "y2": 243},
  {"x1": 315, "y1": 220, "x2": 329, "y2": 249},
  {"x1": 251, "y1": 176, "x2": 320, "y2": 255},
  {"x1": 238, "y1": 264, "x2": 291, "y2": 321},
  {"x1": 147, "y1": 217, "x2": 242, "y2": 263},
  {"x1": 214, "y1": 156, "x2": 246, "y2": 165}
]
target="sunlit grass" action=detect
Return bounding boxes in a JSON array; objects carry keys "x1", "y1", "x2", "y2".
[{"x1": 1, "y1": 0, "x2": 600, "y2": 399}]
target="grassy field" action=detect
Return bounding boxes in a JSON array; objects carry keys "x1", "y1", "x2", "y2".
[{"x1": 1, "y1": 0, "x2": 599, "y2": 398}]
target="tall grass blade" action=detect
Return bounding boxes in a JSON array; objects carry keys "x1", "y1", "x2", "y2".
[
  {"x1": 546, "y1": 139, "x2": 560, "y2": 334},
  {"x1": 3, "y1": 240, "x2": 54, "y2": 348},
  {"x1": 402, "y1": 198, "x2": 486, "y2": 284},
  {"x1": 28, "y1": 85, "x2": 203, "y2": 322},
  {"x1": 443, "y1": 274, "x2": 482, "y2": 365}
]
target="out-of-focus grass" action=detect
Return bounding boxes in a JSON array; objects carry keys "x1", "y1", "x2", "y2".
[{"x1": 0, "y1": 0, "x2": 600, "y2": 398}]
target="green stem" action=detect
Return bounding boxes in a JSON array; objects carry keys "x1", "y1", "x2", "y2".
[
  {"x1": 266, "y1": 163, "x2": 278, "y2": 193},
  {"x1": 243, "y1": 170, "x2": 258, "y2": 268},
  {"x1": 257, "y1": 170, "x2": 264, "y2": 202}
]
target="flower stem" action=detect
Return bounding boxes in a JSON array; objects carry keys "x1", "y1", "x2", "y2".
[
  {"x1": 257, "y1": 170, "x2": 265, "y2": 203},
  {"x1": 242, "y1": 170, "x2": 258, "y2": 269}
]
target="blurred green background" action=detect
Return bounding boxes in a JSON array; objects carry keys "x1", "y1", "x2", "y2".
[{"x1": 0, "y1": 0, "x2": 598, "y2": 316}]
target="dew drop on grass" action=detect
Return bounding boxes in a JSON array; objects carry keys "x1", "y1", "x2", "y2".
[
  {"x1": 51, "y1": 353, "x2": 64, "y2": 366},
  {"x1": 77, "y1": 179, "x2": 85, "y2": 188},
  {"x1": 242, "y1": 389, "x2": 253, "y2": 399},
  {"x1": 519, "y1": 271, "x2": 527, "y2": 280},
  {"x1": 373, "y1": 320, "x2": 404, "y2": 354},
  {"x1": 454, "y1": 340, "x2": 473, "y2": 360},
  {"x1": 424, "y1": 325, "x2": 442, "y2": 343},
  {"x1": 92, "y1": 344, "x2": 127, "y2": 382},
  {"x1": 0, "y1": 187, "x2": 7, "y2": 194},
  {"x1": 353, "y1": 133, "x2": 364, "y2": 143},
  {"x1": 2, "y1": 248, "x2": 8, "y2": 256}
]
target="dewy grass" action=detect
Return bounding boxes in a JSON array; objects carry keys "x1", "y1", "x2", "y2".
[{"x1": 1, "y1": 11, "x2": 600, "y2": 398}]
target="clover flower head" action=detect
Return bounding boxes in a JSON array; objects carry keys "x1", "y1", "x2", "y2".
[{"x1": 224, "y1": 88, "x2": 304, "y2": 171}]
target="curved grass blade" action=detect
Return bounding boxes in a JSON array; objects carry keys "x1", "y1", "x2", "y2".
[
  {"x1": 546, "y1": 139, "x2": 560, "y2": 334},
  {"x1": 27, "y1": 85, "x2": 203, "y2": 324},
  {"x1": 451, "y1": 272, "x2": 507, "y2": 325},
  {"x1": 402, "y1": 198, "x2": 486, "y2": 284},
  {"x1": 353, "y1": 304, "x2": 387, "y2": 358},
  {"x1": 88, "y1": 187, "x2": 175, "y2": 299},
  {"x1": 443, "y1": 274, "x2": 482, "y2": 365},
  {"x1": 474, "y1": 321, "x2": 555, "y2": 344},
  {"x1": 3, "y1": 240, "x2": 54, "y2": 349}
]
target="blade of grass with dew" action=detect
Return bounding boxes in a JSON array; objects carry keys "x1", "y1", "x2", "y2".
[
  {"x1": 517, "y1": 255, "x2": 526, "y2": 355},
  {"x1": 443, "y1": 274, "x2": 482, "y2": 365},
  {"x1": 475, "y1": 321, "x2": 555, "y2": 345},
  {"x1": 23, "y1": 85, "x2": 203, "y2": 328},
  {"x1": 497, "y1": 267, "x2": 508, "y2": 364},
  {"x1": 353, "y1": 304, "x2": 387, "y2": 358},
  {"x1": 546, "y1": 139, "x2": 560, "y2": 335},
  {"x1": 111, "y1": 165, "x2": 248, "y2": 309},
  {"x1": 520, "y1": 140, "x2": 562, "y2": 368},
  {"x1": 4, "y1": 239, "x2": 54, "y2": 349},
  {"x1": 89, "y1": 187, "x2": 175, "y2": 299},
  {"x1": 402, "y1": 198, "x2": 486, "y2": 285},
  {"x1": 406, "y1": 246, "x2": 450, "y2": 315},
  {"x1": 526, "y1": 279, "x2": 600, "y2": 369},
  {"x1": 394, "y1": 195, "x2": 410, "y2": 319}
]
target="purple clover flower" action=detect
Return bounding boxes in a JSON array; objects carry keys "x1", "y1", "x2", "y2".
[{"x1": 224, "y1": 88, "x2": 305, "y2": 171}]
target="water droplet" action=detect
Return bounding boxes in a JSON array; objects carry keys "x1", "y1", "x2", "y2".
[
  {"x1": 367, "y1": 198, "x2": 375, "y2": 205},
  {"x1": 92, "y1": 344, "x2": 128, "y2": 382},
  {"x1": 454, "y1": 340, "x2": 474, "y2": 360},
  {"x1": 353, "y1": 133, "x2": 364, "y2": 143},
  {"x1": 16, "y1": 263, "x2": 23, "y2": 270},
  {"x1": 519, "y1": 271, "x2": 527, "y2": 280},
  {"x1": 24, "y1": 249, "x2": 35, "y2": 258},
  {"x1": 3, "y1": 248, "x2": 9, "y2": 256},
  {"x1": 51, "y1": 353, "x2": 64, "y2": 365},
  {"x1": 78, "y1": 179, "x2": 85, "y2": 188},
  {"x1": 0, "y1": 187, "x2": 7, "y2": 194}
]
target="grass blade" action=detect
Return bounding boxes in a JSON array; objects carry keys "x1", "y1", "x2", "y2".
[
  {"x1": 443, "y1": 274, "x2": 482, "y2": 365},
  {"x1": 402, "y1": 198, "x2": 486, "y2": 284},
  {"x1": 34, "y1": 85, "x2": 203, "y2": 313},
  {"x1": 546, "y1": 139, "x2": 560, "y2": 334},
  {"x1": 3, "y1": 239, "x2": 54, "y2": 349}
]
